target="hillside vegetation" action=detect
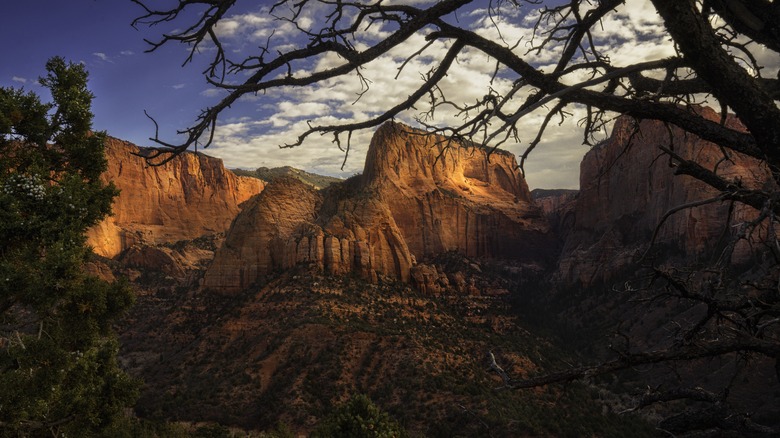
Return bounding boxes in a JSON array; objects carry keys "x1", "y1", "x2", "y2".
[{"x1": 118, "y1": 258, "x2": 653, "y2": 437}]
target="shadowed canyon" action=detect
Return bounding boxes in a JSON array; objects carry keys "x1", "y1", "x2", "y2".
[{"x1": 87, "y1": 110, "x2": 778, "y2": 435}]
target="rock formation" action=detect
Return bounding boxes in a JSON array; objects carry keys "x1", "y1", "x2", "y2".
[
  {"x1": 532, "y1": 189, "x2": 578, "y2": 243},
  {"x1": 556, "y1": 106, "x2": 771, "y2": 287},
  {"x1": 86, "y1": 137, "x2": 264, "y2": 258},
  {"x1": 119, "y1": 244, "x2": 216, "y2": 282},
  {"x1": 532, "y1": 189, "x2": 578, "y2": 218},
  {"x1": 92, "y1": 109, "x2": 771, "y2": 295},
  {"x1": 203, "y1": 122, "x2": 552, "y2": 294},
  {"x1": 364, "y1": 123, "x2": 551, "y2": 261},
  {"x1": 202, "y1": 175, "x2": 414, "y2": 293}
]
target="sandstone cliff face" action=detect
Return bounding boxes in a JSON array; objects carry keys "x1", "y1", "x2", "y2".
[
  {"x1": 204, "y1": 122, "x2": 551, "y2": 294},
  {"x1": 86, "y1": 137, "x2": 264, "y2": 257},
  {"x1": 557, "y1": 107, "x2": 771, "y2": 287},
  {"x1": 203, "y1": 176, "x2": 414, "y2": 294},
  {"x1": 364, "y1": 122, "x2": 550, "y2": 262},
  {"x1": 532, "y1": 189, "x2": 578, "y2": 243},
  {"x1": 532, "y1": 189, "x2": 578, "y2": 218},
  {"x1": 204, "y1": 177, "x2": 323, "y2": 292}
]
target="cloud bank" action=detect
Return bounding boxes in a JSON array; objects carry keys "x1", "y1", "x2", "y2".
[{"x1": 192, "y1": 0, "x2": 750, "y2": 190}]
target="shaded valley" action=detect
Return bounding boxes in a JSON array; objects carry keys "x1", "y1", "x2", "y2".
[{"x1": 91, "y1": 114, "x2": 778, "y2": 436}]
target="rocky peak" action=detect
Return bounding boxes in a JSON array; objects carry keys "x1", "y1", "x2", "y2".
[
  {"x1": 202, "y1": 176, "x2": 327, "y2": 293},
  {"x1": 556, "y1": 107, "x2": 771, "y2": 287},
  {"x1": 363, "y1": 121, "x2": 530, "y2": 201},
  {"x1": 203, "y1": 122, "x2": 553, "y2": 295},
  {"x1": 86, "y1": 137, "x2": 264, "y2": 258},
  {"x1": 362, "y1": 122, "x2": 549, "y2": 262}
]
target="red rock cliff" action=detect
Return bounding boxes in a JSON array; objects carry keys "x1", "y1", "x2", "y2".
[
  {"x1": 557, "y1": 107, "x2": 771, "y2": 287},
  {"x1": 202, "y1": 176, "x2": 414, "y2": 293},
  {"x1": 364, "y1": 122, "x2": 550, "y2": 261},
  {"x1": 203, "y1": 122, "x2": 551, "y2": 294},
  {"x1": 86, "y1": 137, "x2": 264, "y2": 257}
]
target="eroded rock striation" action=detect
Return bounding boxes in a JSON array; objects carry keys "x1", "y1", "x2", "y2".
[
  {"x1": 94, "y1": 110, "x2": 770, "y2": 296},
  {"x1": 556, "y1": 107, "x2": 771, "y2": 287},
  {"x1": 532, "y1": 189, "x2": 578, "y2": 244},
  {"x1": 365, "y1": 123, "x2": 551, "y2": 261},
  {"x1": 203, "y1": 122, "x2": 552, "y2": 294},
  {"x1": 86, "y1": 137, "x2": 264, "y2": 257},
  {"x1": 202, "y1": 175, "x2": 414, "y2": 293}
]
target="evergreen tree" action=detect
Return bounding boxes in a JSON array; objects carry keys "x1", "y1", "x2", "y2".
[
  {"x1": 312, "y1": 395, "x2": 407, "y2": 438},
  {"x1": 0, "y1": 57, "x2": 137, "y2": 436}
]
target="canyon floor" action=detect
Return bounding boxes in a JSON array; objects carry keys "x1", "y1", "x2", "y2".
[{"x1": 112, "y1": 249, "x2": 654, "y2": 437}]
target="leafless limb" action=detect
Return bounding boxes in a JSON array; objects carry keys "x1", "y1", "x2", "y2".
[{"x1": 488, "y1": 350, "x2": 511, "y2": 387}]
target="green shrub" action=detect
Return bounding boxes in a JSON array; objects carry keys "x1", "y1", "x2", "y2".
[
  {"x1": 193, "y1": 423, "x2": 232, "y2": 438},
  {"x1": 312, "y1": 394, "x2": 407, "y2": 438}
]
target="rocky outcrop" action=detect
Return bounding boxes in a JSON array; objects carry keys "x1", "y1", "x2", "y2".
[
  {"x1": 365, "y1": 123, "x2": 551, "y2": 261},
  {"x1": 409, "y1": 252, "x2": 542, "y2": 296},
  {"x1": 203, "y1": 122, "x2": 552, "y2": 294},
  {"x1": 557, "y1": 107, "x2": 771, "y2": 287},
  {"x1": 86, "y1": 138, "x2": 264, "y2": 257},
  {"x1": 532, "y1": 189, "x2": 578, "y2": 243},
  {"x1": 532, "y1": 189, "x2": 578, "y2": 218},
  {"x1": 119, "y1": 243, "x2": 216, "y2": 283},
  {"x1": 203, "y1": 176, "x2": 414, "y2": 294},
  {"x1": 203, "y1": 177, "x2": 324, "y2": 292}
]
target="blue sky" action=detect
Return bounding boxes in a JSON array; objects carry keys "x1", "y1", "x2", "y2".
[
  {"x1": 0, "y1": 0, "x2": 727, "y2": 189},
  {"x1": 0, "y1": 0, "x2": 215, "y2": 151}
]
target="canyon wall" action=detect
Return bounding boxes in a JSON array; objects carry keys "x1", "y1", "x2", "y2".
[
  {"x1": 86, "y1": 137, "x2": 264, "y2": 258},
  {"x1": 532, "y1": 189, "x2": 578, "y2": 243},
  {"x1": 532, "y1": 189, "x2": 578, "y2": 218},
  {"x1": 94, "y1": 109, "x2": 770, "y2": 294},
  {"x1": 556, "y1": 107, "x2": 771, "y2": 287},
  {"x1": 203, "y1": 122, "x2": 552, "y2": 294},
  {"x1": 364, "y1": 122, "x2": 550, "y2": 261},
  {"x1": 202, "y1": 176, "x2": 414, "y2": 293}
]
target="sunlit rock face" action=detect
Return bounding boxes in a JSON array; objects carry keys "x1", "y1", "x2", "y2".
[
  {"x1": 556, "y1": 107, "x2": 772, "y2": 287},
  {"x1": 201, "y1": 175, "x2": 414, "y2": 294},
  {"x1": 203, "y1": 122, "x2": 553, "y2": 294},
  {"x1": 86, "y1": 137, "x2": 264, "y2": 258},
  {"x1": 363, "y1": 122, "x2": 551, "y2": 262}
]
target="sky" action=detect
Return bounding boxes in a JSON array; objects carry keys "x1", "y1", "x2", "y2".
[{"x1": 2, "y1": 1, "x2": 775, "y2": 189}]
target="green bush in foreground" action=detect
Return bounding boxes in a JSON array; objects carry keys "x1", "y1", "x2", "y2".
[{"x1": 313, "y1": 394, "x2": 407, "y2": 438}]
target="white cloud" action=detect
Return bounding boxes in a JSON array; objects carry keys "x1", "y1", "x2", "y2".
[
  {"x1": 277, "y1": 101, "x2": 333, "y2": 119},
  {"x1": 173, "y1": 83, "x2": 186, "y2": 90},
  {"x1": 214, "y1": 19, "x2": 242, "y2": 38},
  {"x1": 213, "y1": 10, "x2": 275, "y2": 41},
  {"x1": 753, "y1": 45, "x2": 780, "y2": 77},
  {"x1": 120, "y1": 50, "x2": 135, "y2": 56},
  {"x1": 383, "y1": 0, "x2": 432, "y2": 5},
  {"x1": 12, "y1": 76, "x2": 27, "y2": 84},
  {"x1": 207, "y1": 117, "x2": 373, "y2": 177},
  {"x1": 297, "y1": 16, "x2": 313, "y2": 31},
  {"x1": 93, "y1": 52, "x2": 112, "y2": 63},
  {"x1": 200, "y1": 88, "x2": 226, "y2": 98},
  {"x1": 196, "y1": 0, "x2": 687, "y2": 189}
]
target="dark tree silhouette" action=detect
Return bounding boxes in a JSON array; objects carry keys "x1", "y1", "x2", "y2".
[
  {"x1": 133, "y1": 0, "x2": 780, "y2": 434},
  {"x1": 0, "y1": 57, "x2": 137, "y2": 436}
]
